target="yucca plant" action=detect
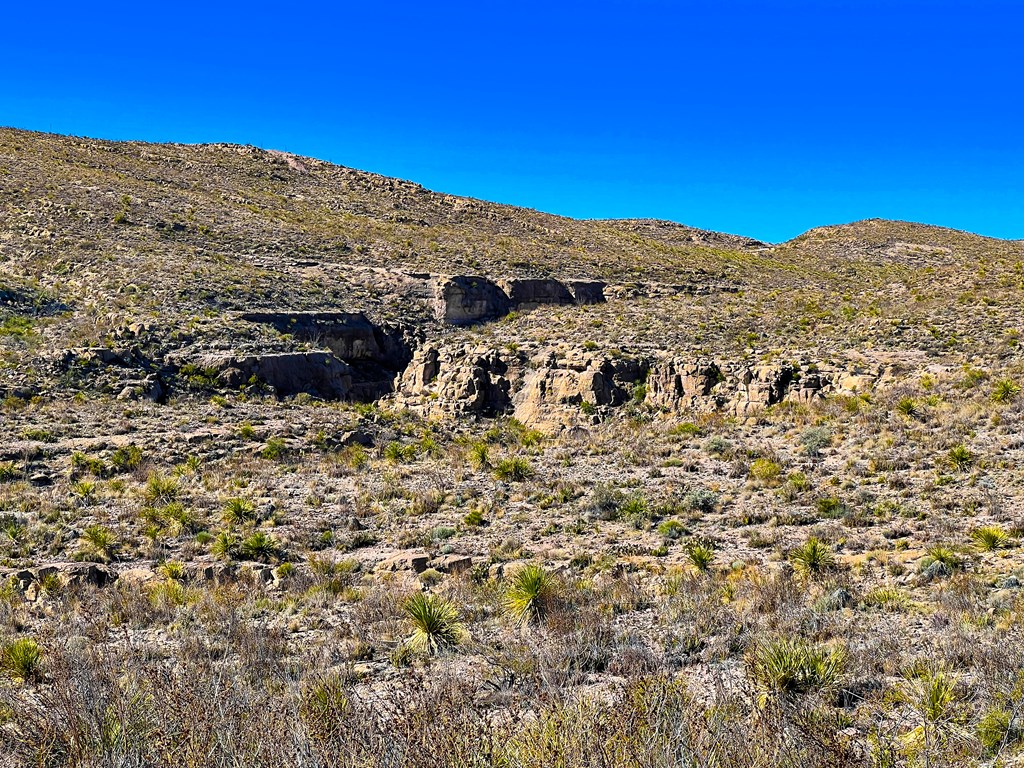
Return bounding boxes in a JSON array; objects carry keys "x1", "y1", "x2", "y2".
[
  {"x1": 895, "y1": 397, "x2": 919, "y2": 418},
  {"x1": 789, "y1": 536, "x2": 836, "y2": 578},
  {"x1": 946, "y1": 444, "x2": 974, "y2": 472},
  {"x1": 494, "y1": 457, "x2": 533, "y2": 482},
  {"x1": 1, "y1": 637, "x2": 42, "y2": 683},
  {"x1": 144, "y1": 472, "x2": 179, "y2": 505},
  {"x1": 222, "y1": 497, "x2": 258, "y2": 525},
  {"x1": 504, "y1": 564, "x2": 557, "y2": 626},
  {"x1": 684, "y1": 539, "x2": 716, "y2": 574},
  {"x1": 403, "y1": 593, "x2": 464, "y2": 654},
  {"x1": 468, "y1": 442, "x2": 491, "y2": 473},
  {"x1": 239, "y1": 531, "x2": 281, "y2": 562},
  {"x1": 920, "y1": 545, "x2": 963, "y2": 573},
  {"x1": 991, "y1": 378, "x2": 1021, "y2": 403},
  {"x1": 746, "y1": 637, "x2": 845, "y2": 705},
  {"x1": 971, "y1": 525, "x2": 1012, "y2": 551},
  {"x1": 79, "y1": 524, "x2": 118, "y2": 563},
  {"x1": 210, "y1": 530, "x2": 239, "y2": 561}
]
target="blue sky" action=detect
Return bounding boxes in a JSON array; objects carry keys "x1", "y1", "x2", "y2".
[{"x1": 3, "y1": 1, "x2": 1022, "y2": 243}]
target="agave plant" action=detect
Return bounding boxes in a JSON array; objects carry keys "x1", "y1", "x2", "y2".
[
  {"x1": 403, "y1": 593, "x2": 464, "y2": 654},
  {"x1": 504, "y1": 564, "x2": 557, "y2": 626}
]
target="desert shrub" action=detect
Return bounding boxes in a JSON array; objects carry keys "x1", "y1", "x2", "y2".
[
  {"x1": 620, "y1": 495, "x2": 650, "y2": 529},
  {"x1": 683, "y1": 487, "x2": 718, "y2": 514},
  {"x1": 895, "y1": 397, "x2": 919, "y2": 418},
  {"x1": 403, "y1": 593, "x2": 464, "y2": 655},
  {"x1": 504, "y1": 564, "x2": 557, "y2": 626},
  {"x1": 991, "y1": 378, "x2": 1021, "y2": 403},
  {"x1": 144, "y1": 473, "x2": 179, "y2": 505},
  {"x1": 585, "y1": 483, "x2": 624, "y2": 521},
  {"x1": 467, "y1": 441, "x2": 490, "y2": 470},
  {"x1": 684, "y1": 538, "x2": 716, "y2": 573},
  {"x1": 78, "y1": 525, "x2": 118, "y2": 563},
  {"x1": 260, "y1": 437, "x2": 288, "y2": 460},
  {"x1": 801, "y1": 426, "x2": 831, "y2": 457},
  {"x1": 750, "y1": 458, "x2": 782, "y2": 485},
  {"x1": 657, "y1": 519, "x2": 687, "y2": 540},
  {"x1": 946, "y1": 444, "x2": 974, "y2": 471},
  {"x1": 239, "y1": 531, "x2": 281, "y2": 562},
  {"x1": 210, "y1": 531, "x2": 240, "y2": 561},
  {"x1": 110, "y1": 444, "x2": 143, "y2": 472}
]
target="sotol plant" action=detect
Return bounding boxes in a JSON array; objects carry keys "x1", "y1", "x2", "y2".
[
  {"x1": 504, "y1": 564, "x2": 557, "y2": 626},
  {"x1": 747, "y1": 637, "x2": 846, "y2": 705},
  {"x1": 1, "y1": 637, "x2": 42, "y2": 683},
  {"x1": 403, "y1": 593, "x2": 464, "y2": 655},
  {"x1": 789, "y1": 536, "x2": 836, "y2": 578}
]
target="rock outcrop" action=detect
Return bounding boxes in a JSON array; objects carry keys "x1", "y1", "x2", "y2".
[{"x1": 200, "y1": 352, "x2": 353, "y2": 399}]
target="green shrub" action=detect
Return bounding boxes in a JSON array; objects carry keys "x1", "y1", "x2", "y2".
[
  {"x1": 239, "y1": 531, "x2": 281, "y2": 562},
  {"x1": 750, "y1": 458, "x2": 782, "y2": 484},
  {"x1": 210, "y1": 531, "x2": 239, "y2": 561},
  {"x1": 971, "y1": 525, "x2": 1012, "y2": 551},
  {"x1": 467, "y1": 442, "x2": 490, "y2": 471},
  {"x1": 144, "y1": 473, "x2": 179, "y2": 505},
  {"x1": 683, "y1": 488, "x2": 718, "y2": 514},
  {"x1": 895, "y1": 397, "x2": 919, "y2": 418},
  {"x1": 684, "y1": 539, "x2": 716, "y2": 573},
  {"x1": 78, "y1": 525, "x2": 118, "y2": 563},
  {"x1": 657, "y1": 519, "x2": 686, "y2": 540},
  {"x1": 222, "y1": 497, "x2": 258, "y2": 525},
  {"x1": 261, "y1": 437, "x2": 288, "y2": 460},
  {"x1": 800, "y1": 426, "x2": 831, "y2": 457},
  {"x1": 946, "y1": 444, "x2": 974, "y2": 472},
  {"x1": 110, "y1": 444, "x2": 143, "y2": 472}
]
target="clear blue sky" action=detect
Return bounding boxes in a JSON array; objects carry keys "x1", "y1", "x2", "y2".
[{"x1": 3, "y1": 0, "x2": 1022, "y2": 243}]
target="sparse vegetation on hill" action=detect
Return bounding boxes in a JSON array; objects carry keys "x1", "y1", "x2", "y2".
[{"x1": 1, "y1": 128, "x2": 1023, "y2": 767}]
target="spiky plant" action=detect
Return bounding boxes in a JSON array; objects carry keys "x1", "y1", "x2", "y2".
[
  {"x1": 991, "y1": 378, "x2": 1021, "y2": 403},
  {"x1": 684, "y1": 539, "x2": 716, "y2": 574},
  {"x1": 895, "y1": 397, "x2": 919, "y2": 418},
  {"x1": 403, "y1": 593, "x2": 464, "y2": 655},
  {"x1": 144, "y1": 472, "x2": 179, "y2": 505},
  {"x1": 494, "y1": 457, "x2": 533, "y2": 482},
  {"x1": 920, "y1": 545, "x2": 963, "y2": 572},
  {"x1": 971, "y1": 525, "x2": 1012, "y2": 552},
  {"x1": 79, "y1": 524, "x2": 118, "y2": 563},
  {"x1": 789, "y1": 536, "x2": 835, "y2": 578},
  {"x1": 746, "y1": 637, "x2": 845, "y2": 705},
  {"x1": 1, "y1": 638, "x2": 42, "y2": 683},
  {"x1": 504, "y1": 564, "x2": 557, "y2": 626},
  {"x1": 210, "y1": 530, "x2": 239, "y2": 561},
  {"x1": 946, "y1": 444, "x2": 974, "y2": 472},
  {"x1": 222, "y1": 497, "x2": 258, "y2": 525},
  {"x1": 239, "y1": 531, "x2": 281, "y2": 562}
]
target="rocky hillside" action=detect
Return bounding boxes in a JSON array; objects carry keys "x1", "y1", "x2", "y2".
[{"x1": 2, "y1": 128, "x2": 1024, "y2": 768}]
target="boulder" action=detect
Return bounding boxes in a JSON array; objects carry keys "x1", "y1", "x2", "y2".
[{"x1": 378, "y1": 550, "x2": 430, "y2": 573}]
